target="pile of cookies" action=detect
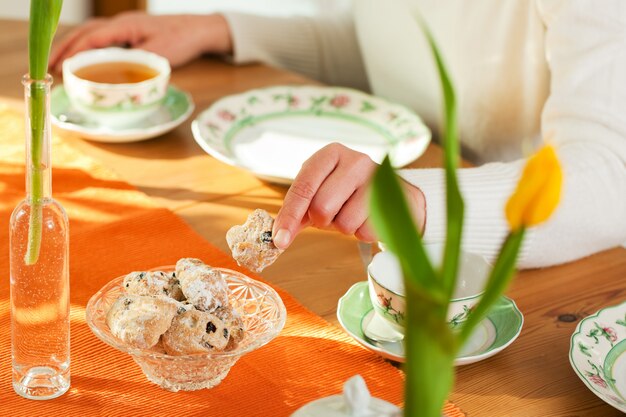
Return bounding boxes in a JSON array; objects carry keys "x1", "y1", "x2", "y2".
[{"x1": 106, "y1": 258, "x2": 244, "y2": 355}]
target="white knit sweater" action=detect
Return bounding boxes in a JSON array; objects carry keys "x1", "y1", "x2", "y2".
[{"x1": 224, "y1": 0, "x2": 626, "y2": 268}]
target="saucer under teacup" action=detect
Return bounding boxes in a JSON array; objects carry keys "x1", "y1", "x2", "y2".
[
  {"x1": 50, "y1": 85, "x2": 194, "y2": 143},
  {"x1": 337, "y1": 282, "x2": 524, "y2": 365},
  {"x1": 62, "y1": 47, "x2": 171, "y2": 128}
]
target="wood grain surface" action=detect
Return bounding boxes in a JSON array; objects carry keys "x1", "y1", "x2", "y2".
[{"x1": 1, "y1": 19, "x2": 624, "y2": 416}]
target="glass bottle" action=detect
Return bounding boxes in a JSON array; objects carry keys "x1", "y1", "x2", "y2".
[{"x1": 9, "y1": 74, "x2": 70, "y2": 399}]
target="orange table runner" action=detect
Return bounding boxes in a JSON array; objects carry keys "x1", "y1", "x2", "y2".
[{"x1": 0, "y1": 106, "x2": 464, "y2": 416}]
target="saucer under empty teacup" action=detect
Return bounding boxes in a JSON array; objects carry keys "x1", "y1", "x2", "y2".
[
  {"x1": 337, "y1": 282, "x2": 523, "y2": 365},
  {"x1": 365, "y1": 243, "x2": 491, "y2": 342},
  {"x1": 62, "y1": 47, "x2": 171, "y2": 128}
]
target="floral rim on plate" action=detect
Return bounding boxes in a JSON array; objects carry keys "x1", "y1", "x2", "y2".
[
  {"x1": 191, "y1": 85, "x2": 430, "y2": 184},
  {"x1": 570, "y1": 300, "x2": 626, "y2": 413}
]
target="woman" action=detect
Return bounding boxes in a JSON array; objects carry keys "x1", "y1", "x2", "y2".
[{"x1": 51, "y1": 1, "x2": 626, "y2": 268}]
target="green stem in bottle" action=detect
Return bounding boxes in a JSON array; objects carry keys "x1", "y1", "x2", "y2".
[
  {"x1": 24, "y1": 82, "x2": 45, "y2": 265},
  {"x1": 25, "y1": 0, "x2": 63, "y2": 265}
]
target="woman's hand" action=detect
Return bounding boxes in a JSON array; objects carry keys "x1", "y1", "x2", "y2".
[
  {"x1": 49, "y1": 12, "x2": 232, "y2": 72},
  {"x1": 272, "y1": 143, "x2": 426, "y2": 249}
]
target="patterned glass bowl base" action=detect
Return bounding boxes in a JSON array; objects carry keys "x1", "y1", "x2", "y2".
[
  {"x1": 86, "y1": 266, "x2": 286, "y2": 392},
  {"x1": 135, "y1": 356, "x2": 234, "y2": 392},
  {"x1": 570, "y1": 301, "x2": 626, "y2": 413}
]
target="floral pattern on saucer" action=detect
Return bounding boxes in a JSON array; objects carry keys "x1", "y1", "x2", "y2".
[
  {"x1": 449, "y1": 305, "x2": 473, "y2": 329},
  {"x1": 570, "y1": 301, "x2": 626, "y2": 413},
  {"x1": 51, "y1": 85, "x2": 194, "y2": 143}
]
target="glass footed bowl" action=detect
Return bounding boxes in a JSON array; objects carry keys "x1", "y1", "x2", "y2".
[{"x1": 86, "y1": 266, "x2": 286, "y2": 392}]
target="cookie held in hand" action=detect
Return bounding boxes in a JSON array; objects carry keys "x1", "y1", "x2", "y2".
[{"x1": 226, "y1": 209, "x2": 283, "y2": 272}]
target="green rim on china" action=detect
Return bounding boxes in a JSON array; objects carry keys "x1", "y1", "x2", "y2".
[
  {"x1": 569, "y1": 300, "x2": 626, "y2": 413},
  {"x1": 191, "y1": 85, "x2": 431, "y2": 184},
  {"x1": 337, "y1": 282, "x2": 523, "y2": 365},
  {"x1": 50, "y1": 85, "x2": 194, "y2": 143},
  {"x1": 51, "y1": 85, "x2": 190, "y2": 119},
  {"x1": 223, "y1": 110, "x2": 399, "y2": 148},
  {"x1": 75, "y1": 95, "x2": 165, "y2": 113}
]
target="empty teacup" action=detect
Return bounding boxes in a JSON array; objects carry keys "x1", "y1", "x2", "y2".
[
  {"x1": 62, "y1": 47, "x2": 171, "y2": 128},
  {"x1": 367, "y1": 243, "x2": 491, "y2": 334}
]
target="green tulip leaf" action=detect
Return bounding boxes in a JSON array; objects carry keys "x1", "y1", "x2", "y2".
[{"x1": 25, "y1": 0, "x2": 63, "y2": 265}]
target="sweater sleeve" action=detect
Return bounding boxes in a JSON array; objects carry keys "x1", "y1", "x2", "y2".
[
  {"x1": 400, "y1": 0, "x2": 626, "y2": 269},
  {"x1": 222, "y1": 11, "x2": 369, "y2": 91}
]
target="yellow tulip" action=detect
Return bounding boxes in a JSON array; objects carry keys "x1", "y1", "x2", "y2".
[{"x1": 506, "y1": 145, "x2": 562, "y2": 230}]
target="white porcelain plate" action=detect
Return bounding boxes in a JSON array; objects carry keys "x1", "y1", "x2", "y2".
[
  {"x1": 337, "y1": 282, "x2": 524, "y2": 365},
  {"x1": 570, "y1": 301, "x2": 626, "y2": 413},
  {"x1": 50, "y1": 85, "x2": 194, "y2": 143},
  {"x1": 191, "y1": 85, "x2": 431, "y2": 184}
]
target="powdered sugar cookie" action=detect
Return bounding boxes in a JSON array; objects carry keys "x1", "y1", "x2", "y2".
[
  {"x1": 106, "y1": 294, "x2": 179, "y2": 349},
  {"x1": 123, "y1": 271, "x2": 169, "y2": 297},
  {"x1": 213, "y1": 306, "x2": 245, "y2": 350},
  {"x1": 162, "y1": 309, "x2": 230, "y2": 355},
  {"x1": 175, "y1": 258, "x2": 229, "y2": 312},
  {"x1": 165, "y1": 271, "x2": 185, "y2": 301},
  {"x1": 226, "y1": 209, "x2": 283, "y2": 272}
]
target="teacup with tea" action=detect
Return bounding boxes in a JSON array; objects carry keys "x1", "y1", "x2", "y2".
[
  {"x1": 62, "y1": 47, "x2": 171, "y2": 128},
  {"x1": 365, "y1": 243, "x2": 490, "y2": 340}
]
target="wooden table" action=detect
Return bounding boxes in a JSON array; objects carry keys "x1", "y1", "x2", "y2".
[{"x1": 1, "y1": 19, "x2": 624, "y2": 416}]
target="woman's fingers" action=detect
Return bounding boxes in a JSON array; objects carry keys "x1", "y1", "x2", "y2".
[
  {"x1": 50, "y1": 12, "x2": 149, "y2": 72},
  {"x1": 273, "y1": 144, "x2": 341, "y2": 249},
  {"x1": 308, "y1": 151, "x2": 375, "y2": 228},
  {"x1": 49, "y1": 13, "x2": 233, "y2": 73},
  {"x1": 59, "y1": 23, "x2": 141, "y2": 68},
  {"x1": 274, "y1": 143, "x2": 379, "y2": 249},
  {"x1": 332, "y1": 186, "x2": 370, "y2": 236},
  {"x1": 307, "y1": 166, "x2": 358, "y2": 229},
  {"x1": 51, "y1": 26, "x2": 127, "y2": 72},
  {"x1": 50, "y1": 18, "x2": 106, "y2": 70},
  {"x1": 354, "y1": 221, "x2": 377, "y2": 243}
]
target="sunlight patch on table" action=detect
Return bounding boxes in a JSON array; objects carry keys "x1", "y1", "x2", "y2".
[
  {"x1": 63, "y1": 188, "x2": 158, "y2": 223},
  {"x1": 280, "y1": 309, "x2": 356, "y2": 345},
  {"x1": 70, "y1": 304, "x2": 87, "y2": 323}
]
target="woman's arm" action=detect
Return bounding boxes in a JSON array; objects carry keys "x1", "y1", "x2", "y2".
[
  {"x1": 402, "y1": 0, "x2": 626, "y2": 269},
  {"x1": 224, "y1": 10, "x2": 369, "y2": 91},
  {"x1": 50, "y1": 7, "x2": 369, "y2": 91},
  {"x1": 50, "y1": 12, "x2": 232, "y2": 71}
]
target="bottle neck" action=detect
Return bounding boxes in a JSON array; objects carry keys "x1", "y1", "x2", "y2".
[{"x1": 23, "y1": 74, "x2": 52, "y2": 201}]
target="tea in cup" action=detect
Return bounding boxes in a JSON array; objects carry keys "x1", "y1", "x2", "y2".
[
  {"x1": 62, "y1": 47, "x2": 171, "y2": 128},
  {"x1": 367, "y1": 243, "x2": 491, "y2": 334}
]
